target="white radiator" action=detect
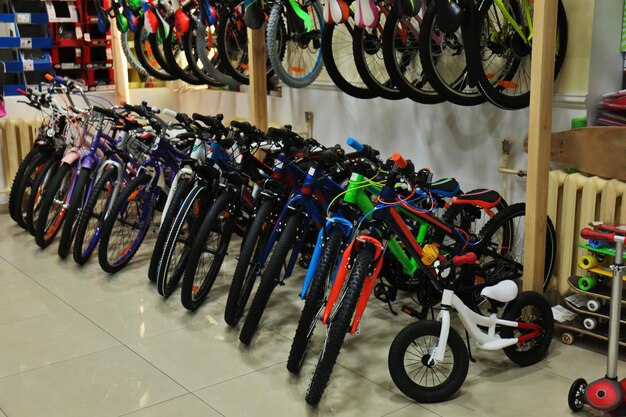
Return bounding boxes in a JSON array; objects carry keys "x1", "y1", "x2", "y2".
[
  {"x1": 548, "y1": 170, "x2": 626, "y2": 295},
  {"x1": 0, "y1": 119, "x2": 41, "y2": 194}
]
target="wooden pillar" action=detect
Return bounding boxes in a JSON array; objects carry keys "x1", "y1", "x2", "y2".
[
  {"x1": 522, "y1": 0, "x2": 558, "y2": 291},
  {"x1": 110, "y1": 23, "x2": 130, "y2": 104},
  {"x1": 247, "y1": 25, "x2": 268, "y2": 131}
]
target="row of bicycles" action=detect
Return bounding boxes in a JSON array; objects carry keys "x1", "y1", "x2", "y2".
[
  {"x1": 10, "y1": 74, "x2": 558, "y2": 405},
  {"x1": 101, "y1": 0, "x2": 567, "y2": 109}
]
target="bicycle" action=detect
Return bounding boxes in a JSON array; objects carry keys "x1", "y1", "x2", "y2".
[{"x1": 388, "y1": 251, "x2": 553, "y2": 402}]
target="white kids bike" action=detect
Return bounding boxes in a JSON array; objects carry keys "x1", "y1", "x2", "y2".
[{"x1": 388, "y1": 252, "x2": 554, "y2": 403}]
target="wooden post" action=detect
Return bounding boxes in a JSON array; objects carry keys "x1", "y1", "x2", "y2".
[
  {"x1": 247, "y1": 25, "x2": 268, "y2": 131},
  {"x1": 522, "y1": 0, "x2": 558, "y2": 291},
  {"x1": 110, "y1": 23, "x2": 130, "y2": 104}
]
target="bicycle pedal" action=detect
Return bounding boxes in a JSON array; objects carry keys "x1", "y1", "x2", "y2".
[{"x1": 401, "y1": 305, "x2": 421, "y2": 319}]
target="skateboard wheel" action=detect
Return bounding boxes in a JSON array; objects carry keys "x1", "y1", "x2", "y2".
[
  {"x1": 583, "y1": 317, "x2": 598, "y2": 330},
  {"x1": 589, "y1": 239, "x2": 610, "y2": 249},
  {"x1": 578, "y1": 255, "x2": 599, "y2": 270},
  {"x1": 578, "y1": 276, "x2": 597, "y2": 291},
  {"x1": 562, "y1": 332, "x2": 575, "y2": 345},
  {"x1": 587, "y1": 299, "x2": 602, "y2": 312}
]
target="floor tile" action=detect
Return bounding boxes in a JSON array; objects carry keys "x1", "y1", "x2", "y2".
[
  {"x1": 128, "y1": 320, "x2": 291, "y2": 391},
  {"x1": 76, "y1": 291, "x2": 221, "y2": 343},
  {"x1": 0, "y1": 346, "x2": 187, "y2": 417},
  {"x1": 0, "y1": 256, "x2": 30, "y2": 285},
  {"x1": 122, "y1": 394, "x2": 223, "y2": 417},
  {"x1": 0, "y1": 239, "x2": 68, "y2": 278},
  {"x1": 0, "y1": 309, "x2": 119, "y2": 378},
  {"x1": 195, "y1": 361, "x2": 412, "y2": 417},
  {"x1": 0, "y1": 280, "x2": 69, "y2": 325}
]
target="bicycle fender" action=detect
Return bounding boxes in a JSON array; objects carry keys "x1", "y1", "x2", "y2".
[
  {"x1": 80, "y1": 153, "x2": 98, "y2": 170},
  {"x1": 322, "y1": 240, "x2": 354, "y2": 324},
  {"x1": 350, "y1": 238, "x2": 384, "y2": 334}
]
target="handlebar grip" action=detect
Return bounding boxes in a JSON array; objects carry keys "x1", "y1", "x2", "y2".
[
  {"x1": 92, "y1": 106, "x2": 116, "y2": 119},
  {"x1": 163, "y1": 108, "x2": 177, "y2": 118},
  {"x1": 580, "y1": 228, "x2": 616, "y2": 244},
  {"x1": 54, "y1": 76, "x2": 66, "y2": 85},
  {"x1": 44, "y1": 73, "x2": 54, "y2": 82},
  {"x1": 16, "y1": 88, "x2": 28, "y2": 96},
  {"x1": 452, "y1": 252, "x2": 478, "y2": 266},
  {"x1": 150, "y1": 107, "x2": 161, "y2": 114},
  {"x1": 231, "y1": 120, "x2": 252, "y2": 131},
  {"x1": 391, "y1": 152, "x2": 407, "y2": 169},
  {"x1": 346, "y1": 137, "x2": 363, "y2": 152}
]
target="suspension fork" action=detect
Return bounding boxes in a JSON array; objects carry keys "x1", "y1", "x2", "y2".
[{"x1": 322, "y1": 235, "x2": 385, "y2": 330}]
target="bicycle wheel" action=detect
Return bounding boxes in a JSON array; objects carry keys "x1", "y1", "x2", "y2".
[
  {"x1": 98, "y1": 173, "x2": 155, "y2": 273},
  {"x1": 266, "y1": 0, "x2": 324, "y2": 88},
  {"x1": 121, "y1": 30, "x2": 150, "y2": 77},
  {"x1": 180, "y1": 191, "x2": 237, "y2": 310},
  {"x1": 157, "y1": 182, "x2": 210, "y2": 297},
  {"x1": 287, "y1": 228, "x2": 343, "y2": 374},
  {"x1": 224, "y1": 199, "x2": 275, "y2": 326},
  {"x1": 418, "y1": 0, "x2": 486, "y2": 106},
  {"x1": 35, "y1": 162, "x2": 75, "y2": 249},
  {"x1": 387, "y1": 320, "x2": 469, "y2": 403},
  {"x1": 26, "y1": 155, "x2": 60, "y2": 235},
  {"x1": 58, "y1": 167, "x2": 91, "y2": 259},
  {"x1": 148, "y1": 176, "x2": 192, "y2": 282},
  {"x1": 353, "y1": 5, "x2": 405, "y2": 100},
  {"x1": 477, "y1": 202, "x2": 556, "y2": 292},
  {"x1": 134, "y1": 18, "x2": 177, "y2": 80},
  {"x1": 500, "y1": 291, "x2": 554, "y2": 366},
  {"x1": 305, "y1": 246, "x2": 373, "y2": 405},
  {"x1": 11, "y1": 149, "x2": 50, "y2": 229},
  {"x1": 72, "y1": 165, "x2": 120, "y2": 265},
  {"x1": 195, "y1": 20, "x2": 240, "y2": 88},
  {"x1": 239, "y1": 212, "x2": 301, "y2": 345},
  {"x1": 184, "y1": 16, "x2": 227, "y2": 87},
  {"x1": 321, "y1": 17, "x2": 376, "y2": 99},
  {"x1": 162, "y1": 16, "x2": 206, "y2": 85},
  {"x1": 470, "y1": 0, "x2": 567, "y2": 110},
  {"x1": 382, "y1": 9, "x2": 443, "y2": 104}
]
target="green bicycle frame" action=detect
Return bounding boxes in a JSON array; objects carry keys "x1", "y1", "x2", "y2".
[{"x1": 288, "y1": 0, "x2": 313, "y2": 32}]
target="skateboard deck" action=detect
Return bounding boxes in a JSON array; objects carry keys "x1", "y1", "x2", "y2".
[
  {"x1": 567, "y1": 276, "x2": 626, "y2": 302},
  {"x1": 588, "y1": 222, "x2": 626, "y2": 236},
  {"x1": 563, "y1": 298, "x2": 626, "y2": 325},
  {"x1": 556, "y1": 319, "x2": 626, "y2": 347},
  {"x1": 578, "y1": 243, "x2": 626, "y2": 259}
]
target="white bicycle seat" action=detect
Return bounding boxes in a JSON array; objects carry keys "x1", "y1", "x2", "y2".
[{"x1": 480, "y1": 280, "x2": 518, "y2": 303}]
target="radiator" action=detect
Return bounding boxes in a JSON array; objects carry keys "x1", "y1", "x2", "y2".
[
  {"x1": 548, "y1": 170, "x2": 626, "y2": 295},
  {"x1": 0, "y1": 119, "x2": 41, "y2": 195}
]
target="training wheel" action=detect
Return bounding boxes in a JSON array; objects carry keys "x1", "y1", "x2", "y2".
[
  {"x1": 561, "y1": 332, "x2": 575, "y2": 345},
  {"x1": 568, "y1": 378, "x2": 587, "y2": 412}
]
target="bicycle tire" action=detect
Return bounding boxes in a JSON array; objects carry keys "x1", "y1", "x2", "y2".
[
  {"x1": 181, "y1": 191, "x2": 237, "y2": 310},
  {"x1": 58, "y1": 167, "x2": 91, "y2": 259},
  {"x1": 134, "y1": 18, "x2": 177, "y2": 80},
  {"x1": 148, "y1": 176, "x2": 192, "y2": 282},
  {"x1": 72, "y1": 165, "x2": 119, "y2": 265},
  {"x1": 418, "y1": 0, "x2": 486, "y2": 106},
  {"x1": 195, "y1": 20, "x2": 241, "y2": 89},
  {"x1": 321, "y1": 18, "x2": 376, "y2": 99},
  {"x1": 470, "y1": 0, "x2": 567, "y2": 110},
  {"x1": 183, "y1": 16, "x2": 227, "y2": 87},
  {"x1": 26, "y1": 156, "x2": 60, "y2": 235},
  {"x1": 239, "y1": 212, "x2": 301, "y2": 345},
  {"x1": 11, "y1": 149, "x2": 50, "y2": 229},
  {"x1": 157, "y1": 182, "x2": 210, "y2": 297},
  {"x1": 35, "y1": 162, "x2": 74, "y2": 249},
  {"x1": 162, "y1": 16, "x2": 206, "y2": 85},
  {"x1": 353, "y1": 6, "x2": 406, "y2": 100},
  {"x1": 98, "y1": 173, "x2": 154, "y2": 273},
  {"x1": 305, "y1": 247, "x2": 374, "y2": 406},
  {"x1": 121, "y1": 30, "x2": 149, "y2": 77},
  {"x1": 224, "y1": 199, "x2": 275, "y2": 326},
  {"x1": 266, "y1": 0, "x2": 324, "y2": 88},
  {"x1": 500, "y1": 291, "x2": 554, "y2": 366},
  {"x1": 287, "y1": 227, "x2": 343, "y2": 374},
  {"x1": 478, "y1": 202, "x2": 556, "y2": 292},
  {"x1": 382, "y1": 10, "x2": 444, "y2": 104},
  {"x1": 387, "y1": 320, "x2": 469, "y2": 403}
]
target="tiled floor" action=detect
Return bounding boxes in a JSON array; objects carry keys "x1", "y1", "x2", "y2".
[{"x1": 0, "y1": 213, "x2": 623, "y2": 417}]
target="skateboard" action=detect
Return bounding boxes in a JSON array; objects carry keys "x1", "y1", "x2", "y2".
[{"x1": 556, "y1": 317, "x2": 626, "y2": 347}]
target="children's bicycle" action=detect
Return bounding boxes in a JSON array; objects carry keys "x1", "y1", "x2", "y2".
[{"x1": 388, "y1": 251, "x2": 553, "y2": 402}]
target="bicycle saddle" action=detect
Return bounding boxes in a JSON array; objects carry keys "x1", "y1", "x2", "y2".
[
  {"x1": 451, "y1": 189, "x2": 501, "y2": 209},
  {"x1": 480, "y1": 280, "x2": 517, "y2": 303},
  {"x1": 429, "y1": 178, "x2": 460, "y2": 198},
  {"x1": 323, "y1": 0, "x2": 349, "y2": 24},
  {"x1": 244, "y1": 0, "x2": 264, "y2": 30},
  {"x1": 354, "y1": 0, "x2": 379, "y2": 28}
]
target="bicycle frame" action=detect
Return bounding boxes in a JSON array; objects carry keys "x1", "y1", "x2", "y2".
[{"x1": 431, "y1": 286, "x2": 541, "y2": 362}]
